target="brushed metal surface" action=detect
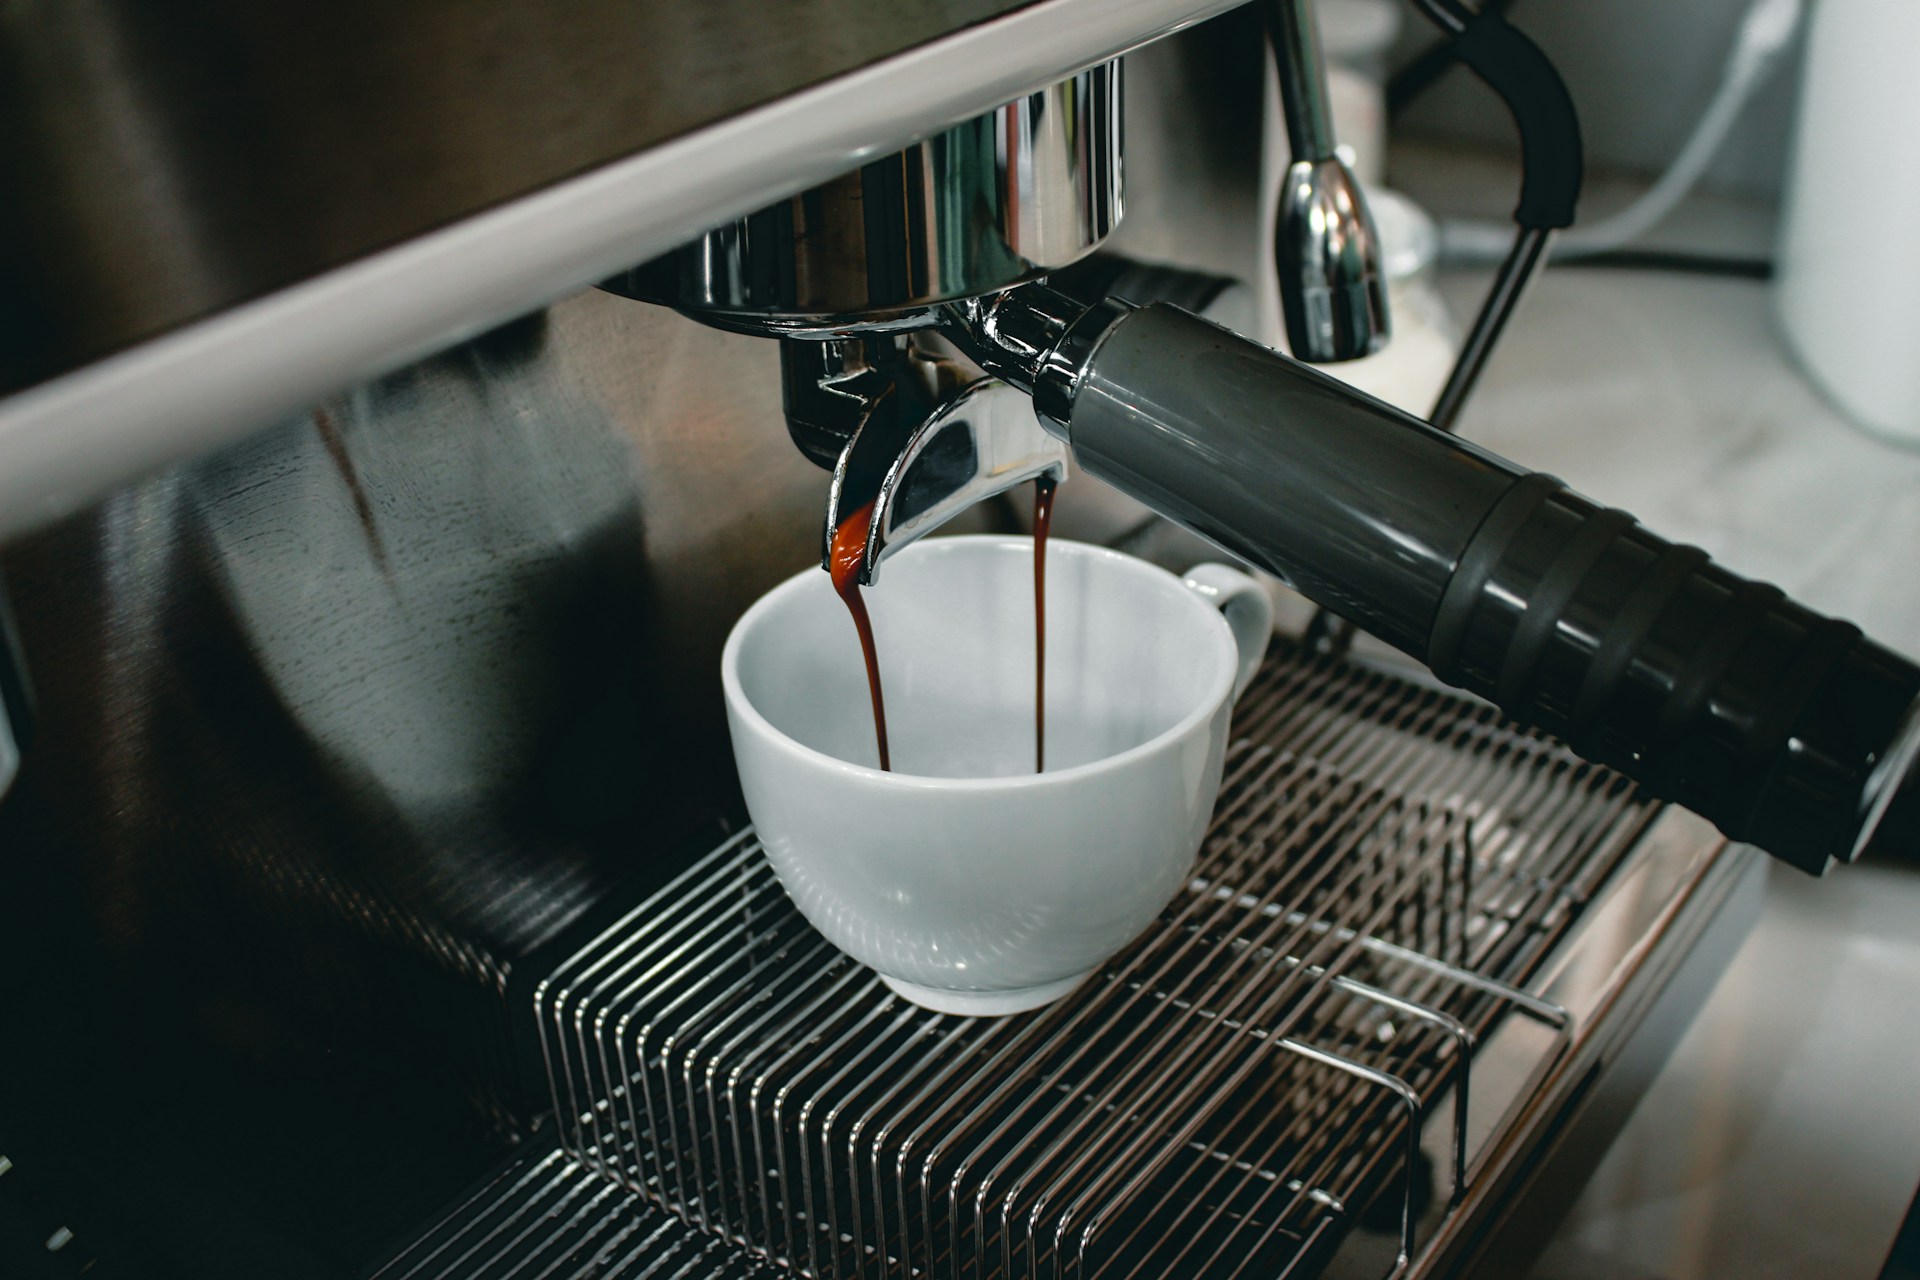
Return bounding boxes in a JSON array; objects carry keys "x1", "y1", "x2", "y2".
[
  {"x1": 0, "y1": 0, "x2": 1026, "y2": 395},
  {"x1": 614, "y1": 62, "x2": 1122, "y2": 330},
  {"x1": 0, "y1": 0, "x2": 1250, "y2": 544},
  {"x1": 0, "y1": 289, "x2": 840, "y2": 947},
  {"x1": 0, "y1": 294, "x2": 851, "y2": 1275}
]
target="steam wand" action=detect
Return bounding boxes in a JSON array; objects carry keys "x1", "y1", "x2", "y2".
[
  {"x1": 833, "y1": 281, "x2": 1919, "y2": 876},
  {"x1": 1265, "y1": 0, "x2": 1391, "y2": 364}
]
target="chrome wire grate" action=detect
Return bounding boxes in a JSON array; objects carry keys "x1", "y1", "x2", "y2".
[
  {"x1": 535, "y1": 644, "x2": 1657, "y2": 1279},
  {"x1": 370, "y1": 1142, "x2": 784, "y2": 1280}
]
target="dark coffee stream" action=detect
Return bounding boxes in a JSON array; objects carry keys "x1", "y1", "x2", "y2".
[
  {"x1": 1032, "y1": 475, "x2": 1057, "y2": 772},
  {"x1": 829, "y1": 479, "x2": 1058, "y2": 775},
  {"x1": 828, "y1": 500, "x2": 892, "y2": 772}
]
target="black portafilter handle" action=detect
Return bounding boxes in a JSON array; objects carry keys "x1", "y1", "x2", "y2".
[{"x1": 985, "y1": 296, "x2": 1920, "y2": 874}]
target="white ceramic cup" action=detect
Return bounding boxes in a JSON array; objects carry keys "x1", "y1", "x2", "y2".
[{"x1": 721, "y1": 536, "x2": 1273, "y2": 1015}]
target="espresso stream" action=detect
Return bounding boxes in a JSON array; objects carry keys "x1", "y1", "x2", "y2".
[
  {"x1": 1031, "y1": 475, "x2": 1057, "y2": 772},
  {"x1": 828, "y1": 500, "x2": 892, "y2": 772},
  {"x1": 829, "y1": 479, "x2": 1058, "y2": 775}
]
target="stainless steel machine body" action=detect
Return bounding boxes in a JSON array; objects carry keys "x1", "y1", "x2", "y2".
[
  {"x1": 0, "y1": 4, "x2": 1773, "y2": 1278},
  {"x1": 605, "y1": 64, "x2": 1123, "y2": 335}
]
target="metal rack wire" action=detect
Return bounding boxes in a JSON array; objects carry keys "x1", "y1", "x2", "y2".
[
  {"x1": 370, "y1": 1144, "x2": 785, "y2": 1280},
  {"x1": 534, "y1": 643, "x2": 1657, "y2": 1280}
]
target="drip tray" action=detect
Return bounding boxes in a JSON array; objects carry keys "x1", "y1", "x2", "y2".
[{"x1": 374, "y1": 642, "x2": 1761, "y2": 1280}]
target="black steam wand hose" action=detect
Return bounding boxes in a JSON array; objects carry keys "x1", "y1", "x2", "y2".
[
  {"x1": 1305, "y1": 0, "x2": 1581, "y2": 652},
  {"x1": 1413, "y1": 0, "x2": 1582, "y2": 433},
  {"x1": 1387, "y1": 0, "x2": 1520, "y2": 116},
  {"x1": 1426, "y1": 224, "x2": 1553, "y2": 434}
]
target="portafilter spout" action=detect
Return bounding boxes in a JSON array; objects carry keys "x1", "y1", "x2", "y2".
[
  {"x1": 828, "y1": 377, "x2": 1067, "y2": 585},
  {"x1": 604, "y1": 62, "x2": 1116, "y2": 577},
  {"x1": 606, "y1": 34, "x2": 1387, "y2": 566},
  {"x1": 779, "y1": 334, "x2": 1068, "y2": 584}
]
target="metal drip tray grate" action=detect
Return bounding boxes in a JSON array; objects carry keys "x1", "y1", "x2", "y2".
[
  {"x1": 369, "y1": 1144, "x2": 785, "y2": 1280},
  {"x1": 534, "y1": 644, "x2": 1661, "y2": 1279}
]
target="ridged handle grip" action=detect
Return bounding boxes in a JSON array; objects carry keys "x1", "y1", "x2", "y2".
[
  {"x1": 1428, "y1": 475, "x2": 1920, "y2": 873},
  {"x1": 1054, "y1": 302, "x2": 1920, "y2": 872}
]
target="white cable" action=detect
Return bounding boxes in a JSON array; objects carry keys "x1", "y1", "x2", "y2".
[{"x1": 1440, "y1": 0, "x2": 1805, "y2": 264}]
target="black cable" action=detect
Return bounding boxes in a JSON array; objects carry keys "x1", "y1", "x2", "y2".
[
  {"x1": 1400, "y1": 0, "x2": 1582, "y2": 431},
  {"x1": 1559, "y1": 249, "x2": 1773, "y2": 280},
  {"x1": 1388, "y1": 0, "x2": 1520, "y2": 117},
  {"x1": 1409, "y1": 0, "x2": 1470, "y2": 37},
  {"x1": 1387, "y1": 41, "x2": 1468, "y2": 116},
  {"x1": 1429, "y1": 242, "x2": 1772, "y2": 459},
  {"x1": 1429, "y1": 225, "x2": 1551, "y2": 434},
  {"x1": 1399, "y1": 3, "x2": 1584, "y2": 424}
]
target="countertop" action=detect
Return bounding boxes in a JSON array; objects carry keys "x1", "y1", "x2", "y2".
[{"x1": 1389, "y1": 148, "x2": 1920, "y2": 1280}]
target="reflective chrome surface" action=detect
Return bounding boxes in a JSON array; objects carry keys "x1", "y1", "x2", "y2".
[
  {"x1": 1262, "y1": 0, "x2": 1390, "y2": 363},
  {"x1": 368, "y1": 1143, "x2": 784, "y2": 1280},
  {"x1": 1413, "y1": 808, "x2": 1764, "y2": 1277},
  {"x1": 1267, "y1": 0, "x2": 1339, "y2": 161},
  {"x1": 0, "y1": 0, "x2": 1052, "y2": 398},
  {"x1": 1275, "y1": 154, "x2": 1391, "y2": 363},
  {"x1": 945, "y1": 281, "x2": 1133, "y2": 424},
  {"x1": 0, "y1": 293, "x2": 836, "y2": 1275},
  {"x1": 0, "y1": 19, "x2": 1276, "y2": 1267},
  {"x1": 0, "y1": 2, "x2": 1249, "y2": 546},
  {"x1": 609, "y1": 63, "x2": 1123, "y2": 333},
  {"x1": 780, "y1": 334, "x2": 960, "y2": 471},
  {"x1": 846, "y1": 378, "x2": 1067, "y2": 583}
]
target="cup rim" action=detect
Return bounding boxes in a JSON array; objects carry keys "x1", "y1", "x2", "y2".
[{"x1": 720, "y1": 535, "x2": 1241, "y2": 791}]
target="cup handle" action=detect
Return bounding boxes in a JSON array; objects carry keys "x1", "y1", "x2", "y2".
[{"x1": 1182, "y1": 564, "x2": 1274, "y2": 703}]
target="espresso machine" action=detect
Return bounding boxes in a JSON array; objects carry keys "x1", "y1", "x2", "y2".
[{"x1": 0, "y1": 2, "x2": 1914, "y2": 1278}]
